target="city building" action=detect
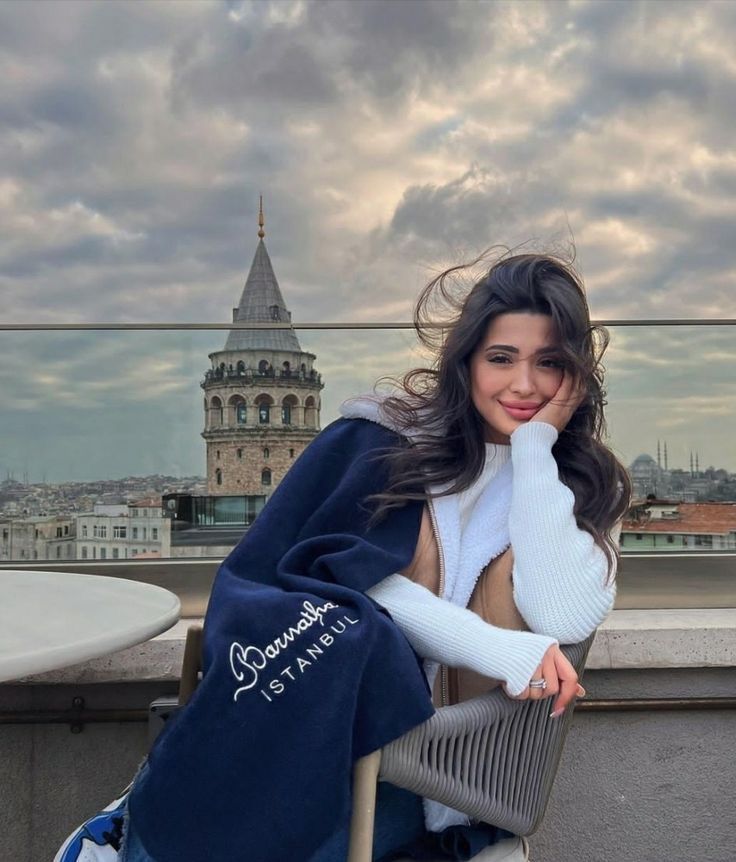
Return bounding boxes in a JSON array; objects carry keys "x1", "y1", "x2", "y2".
[
  {"x1": 75, "y1": 500, "x2": 171, "y2": 561},
  {"x1": 621, "y1": 499, "x2": 736, "y2": 551},
  {"x1": 0, "y1": 515, "x2": 76, "y2": 561},
  {"x1": 201, "y1": 202, "x2": 323, "y2": 498}
]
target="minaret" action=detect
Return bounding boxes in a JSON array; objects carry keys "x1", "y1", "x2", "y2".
[
  {"x1": 690, "y1": 452, "x2": 694, "y2": 477},
  {"x1": 664, "y1": 442, "x2": 668, "y2": 471},
  {"x1": 201, "y1": 201, "x2": 324, "y2": 496},
  {"x1": 696, "y1": 453, "x2": 699, "y2": 476},
  {"x1": 657, "y1": 440, "x2": 661, "y2": 469}
]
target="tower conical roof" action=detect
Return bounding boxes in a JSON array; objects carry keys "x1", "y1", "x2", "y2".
[{"x1": 224, "y1": 239, "x2": 302, "y2": 352}]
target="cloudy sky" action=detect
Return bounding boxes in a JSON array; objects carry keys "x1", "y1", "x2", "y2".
[{"x1": 1, "y1": 0, "x2": 734, "y2": 482}]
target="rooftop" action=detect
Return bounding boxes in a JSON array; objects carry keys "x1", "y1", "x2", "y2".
[{"x1": 624, "y1": 501, "x2": 736, "y2": 535}]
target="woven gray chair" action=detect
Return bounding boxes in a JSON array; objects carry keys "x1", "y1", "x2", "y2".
[{"x1": 347, "y1": 635, "x2": 594, "y2": 862}]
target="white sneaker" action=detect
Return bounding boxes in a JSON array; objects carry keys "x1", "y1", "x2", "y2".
[{"x1": 471, "y1": 835, "x2": 530, "y2": 861}]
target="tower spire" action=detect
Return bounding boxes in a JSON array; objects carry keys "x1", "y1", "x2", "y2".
[{"x1": 258, "y1": 195, "x2": 265, "y2": 239}]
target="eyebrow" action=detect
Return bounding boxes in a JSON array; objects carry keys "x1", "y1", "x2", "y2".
[{"x1": 484, "y1": 344, "x2": 558, "y2": 355}]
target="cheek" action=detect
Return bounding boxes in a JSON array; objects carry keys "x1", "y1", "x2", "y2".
[
  {"x1": 469, "y1": 362, "x2": 482, "y2": 400},
  {"x1": 470, "y1": 364, "x2": 497, "y2": 401}
]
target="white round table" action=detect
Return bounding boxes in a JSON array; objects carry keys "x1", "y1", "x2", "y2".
[{"x1": 0, "y1": 570, "x2": 181, "y2": 683}]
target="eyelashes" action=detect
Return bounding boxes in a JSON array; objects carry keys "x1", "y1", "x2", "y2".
[{"x1": 486, "y1": 354, "x2": 564, "y2": 369}]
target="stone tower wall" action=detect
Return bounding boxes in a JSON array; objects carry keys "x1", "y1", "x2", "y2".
[
  {"x1": 205, "y1": 429, "x2": 315, "y2": 495},
  {"x1": 202, "y1": 370, "x2": 322, "y2": 496}
]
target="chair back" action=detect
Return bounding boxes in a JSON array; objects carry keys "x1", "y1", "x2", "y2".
[{"x1": 379, "y1": 635, "x2": 594, "y2": 836}]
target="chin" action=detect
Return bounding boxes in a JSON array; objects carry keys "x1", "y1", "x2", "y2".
[{"x1": 483, "y1": 420, "x2": 515, "y2": 444}]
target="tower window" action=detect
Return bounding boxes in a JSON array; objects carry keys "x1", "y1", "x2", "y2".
[
  {"x1": 269, "y1": 305, "x2": 281, "y2": 321},
  {"x1": 216, "y1": 450, "x2": 221, "y2": 460},
  {"x1": 259, "y1": 404, "x2": 270, "y2": 424},
  {"x1": 263, "y1": 447, "x2": 270, "y2": 460},
  {"x1": 289, "y1": 448, "x2": 295, "y2": 458},
  {"x1": 281, "y1": 404, "x2": 291, "y2": 424},
  {"x1": 305, "y1": 396, "x2": 316, "y2": 427},
  {"x1": 237, "y1": 448, "x2": 243, "y2": 460},
  {"x1": 261, "y1": 468, "x2": 272, "y2": 486},
  {"x1": 236, "y1": 403, "x2": 247, "y2": 424},
  {"x1": 216, "y1": 468, "x2": 223, "y2": 486},
  {"x1": 211, "y1": 397, "x2": 224, "y2": 427}
]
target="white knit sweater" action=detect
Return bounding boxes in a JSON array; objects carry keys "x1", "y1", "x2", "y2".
[
  {"x1": 364, "y1": 420, "x2": 617, "y2": 834},
  {"x1": 366, "y1": 421, "x2": 617, "y2": 696}
]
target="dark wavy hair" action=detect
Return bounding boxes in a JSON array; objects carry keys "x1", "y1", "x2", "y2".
[{"x1": 372, "y1": 251, "x2": 631, "y2": 577}]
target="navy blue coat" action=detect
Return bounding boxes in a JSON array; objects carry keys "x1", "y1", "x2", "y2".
[{"x1": 128, "y1": 419, "x2": 435, "y2": 861}]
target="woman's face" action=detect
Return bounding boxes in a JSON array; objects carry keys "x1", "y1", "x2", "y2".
[{"x1": 469, "y1": 312, "x2": 565, "y2": 444}]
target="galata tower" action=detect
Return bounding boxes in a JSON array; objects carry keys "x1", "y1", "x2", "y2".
[{"x1": 201, "y1": 203, "x2": 323, "y2": 497}]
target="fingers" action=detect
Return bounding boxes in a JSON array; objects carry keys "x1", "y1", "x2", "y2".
[
  {"x1": 554, "y1": 372, "x2": 584, "y2": 407},
  {"x1": 529, "y1": 653, "x2": 559, "y2": 701},
  {"x1": 532, "y1": 373, "x2": 584, "y2": 433},
  {"x1": 504, "y1": 647, "x2": 587, "y2": 716},
  {"x1": 550, "y1": 649, "x2": 580, "y2": 718},
  {"x1": 543, "y1": 651, "x2": 560, "y2": 699}
]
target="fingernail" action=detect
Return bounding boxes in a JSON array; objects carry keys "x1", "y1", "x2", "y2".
[
  {"x1": 577, "y1": 686, "x2": 586, "y2": 697},
  {"x1": 549, "y1": 708, "x2": 564, "y2": 719}
]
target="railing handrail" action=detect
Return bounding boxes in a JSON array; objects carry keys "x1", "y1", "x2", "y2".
[{"x1": 1, "y1": 319, "x2": 735, "y2": 332}]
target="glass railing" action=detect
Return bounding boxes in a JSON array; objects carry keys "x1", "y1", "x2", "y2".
[{"x1": 1, "y1": 321, "x2": 734, "y2": 610}]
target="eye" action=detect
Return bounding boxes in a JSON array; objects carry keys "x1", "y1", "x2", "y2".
[
  {"x1": 539, "y1": 357, "x2": 564, "y2": 369},
  {"x1": 486, "y1": 353, "x2": 512, "y2": 364}
]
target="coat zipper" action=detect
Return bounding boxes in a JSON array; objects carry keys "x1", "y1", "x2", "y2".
[{"x1": 426, "y1": 497, "x2": 449, "y2": 707}]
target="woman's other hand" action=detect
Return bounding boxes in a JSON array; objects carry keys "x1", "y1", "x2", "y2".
[
  {"x1": 504, "y1": 643, "x2": 584, "y2": 718},
  {"x1": 530, "y1": 372, "x2": 584, "y2": 433}
]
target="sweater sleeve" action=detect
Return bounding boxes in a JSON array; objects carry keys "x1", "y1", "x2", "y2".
[
  {"x1": 508, "y1": 421, "x2": 616, "y2": 643},
  {"x1": 367, "y1": 574, "x2": 556, "y2": 696}
]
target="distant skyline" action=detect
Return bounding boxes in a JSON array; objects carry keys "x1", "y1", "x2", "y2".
[
  {"x1": 3, "y1": 446, "x2": 734, "y2": 488},
  {"x1": 0, "y1": 1, "x2": 734, "y2": 477}
]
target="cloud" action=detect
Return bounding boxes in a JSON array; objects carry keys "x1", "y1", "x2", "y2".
[{"x1": 0, "y1": 0, "x2": 734, "y2": 479}]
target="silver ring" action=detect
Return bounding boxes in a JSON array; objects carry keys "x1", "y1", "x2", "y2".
[{"x1": 529, "y1": 678, "x2": 547, "y2": 690}]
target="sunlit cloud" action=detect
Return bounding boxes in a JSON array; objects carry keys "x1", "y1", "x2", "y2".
[{"x1": 0, "y1": 0, "x2": 734, "y2": 479}]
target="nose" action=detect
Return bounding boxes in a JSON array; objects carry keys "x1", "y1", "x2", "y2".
[{"x1": 509, "y1": 361, "x2": 536, "y2": 396}]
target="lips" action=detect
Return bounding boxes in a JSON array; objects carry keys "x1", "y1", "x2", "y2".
[{"x1": 499, "y1": 401, "x2": 542, "y2": 420}]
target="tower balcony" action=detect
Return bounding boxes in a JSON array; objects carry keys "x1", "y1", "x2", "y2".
[{"x1": 201, "y1": 367, "x2": 323, "y2": 390}]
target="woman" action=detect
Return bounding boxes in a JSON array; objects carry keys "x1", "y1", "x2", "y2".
[
  {"x1": 341, "y1": 251, "x2": 630, "y2": 859},
  {"x1": 60, "y1": 253, "x2": 629, "y2": 862}
]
